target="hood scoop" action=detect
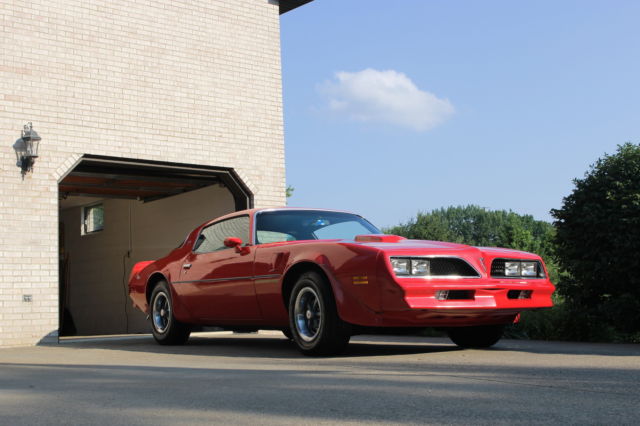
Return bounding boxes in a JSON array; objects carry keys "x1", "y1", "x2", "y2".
[{"x1": 355, "y1": 234, "x2": 406, "y2": 243}]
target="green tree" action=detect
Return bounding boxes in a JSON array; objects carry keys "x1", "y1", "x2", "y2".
[
  {"x1": 385, "y1": 205, "x2": 558, "y2": 282},
  {"x1": 286, "y1": 185, "x2": 295, "y2": 199},
  {"x1": 551, "y1": 143, "x2": 640, "y2": 339}
]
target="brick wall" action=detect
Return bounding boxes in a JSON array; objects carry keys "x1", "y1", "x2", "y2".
[{"x1": 0, "y1": 0, "x2": 285, "y2": 346}]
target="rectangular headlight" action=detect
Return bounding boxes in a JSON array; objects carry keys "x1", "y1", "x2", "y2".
[
  {"x1": 390, "y1": 258, "x2": 410, "y2": 275},
  {"x1": 521, "y1": 262, "x2": 537, "y2": 277},
  {"x1": 492, "y1": 259, "x2": 545, "y2": 278},
  {"x1": 411, "y1": 259, "x2": 430, "y2": 276},
  {"x1": 505, "y1": 262, "x2": 521, "y2": 276}
]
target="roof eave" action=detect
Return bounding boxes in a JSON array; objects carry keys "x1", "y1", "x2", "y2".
[{"x1": 279, "y1": 0, "x2": 313, "y2": 15}]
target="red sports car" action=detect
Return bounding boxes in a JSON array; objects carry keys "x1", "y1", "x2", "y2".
[{"x1": 129, "y1": 208, "x2": 555, "y2": 355}]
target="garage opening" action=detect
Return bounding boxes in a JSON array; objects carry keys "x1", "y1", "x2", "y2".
[{"x1": 58, "y1": 155, "x2": 252, "y2": 336}]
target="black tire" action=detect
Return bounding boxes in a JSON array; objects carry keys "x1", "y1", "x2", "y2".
[
  {"x1": 281, "y1": 328, "x2": 293, "y2": 340},
  {"x1": 149, "y1": 281, "x2": 191, "y2": 345},
  {"x1": 288, "y1": 271, "x2": 351, "y2": 356},
  {"x1": 446, "y1": 324, "x2": 504, "y2": 349}
]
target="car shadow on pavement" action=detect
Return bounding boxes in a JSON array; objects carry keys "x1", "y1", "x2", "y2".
[
  {"x1": 56, "y1": 333, "x2": 461, "y2": 359},
  {"x1": 56, "y1": 333, "x2": 640, "y2": 358},
  {"x1": 493, "y1": 339, "x2": 640, "y2": 357}
]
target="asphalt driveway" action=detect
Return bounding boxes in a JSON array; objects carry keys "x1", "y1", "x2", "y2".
[{"x1": 1, "y1": 332, "x2": 639, "y2": 425}]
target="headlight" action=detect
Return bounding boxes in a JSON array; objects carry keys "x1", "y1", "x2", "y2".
[
  {"x1": 492, "y1": 259, "x2": 544, "y2": 278},
  {"x1": 505, "y1": 261, "x2": 521, "y2": 276},
  {"x1": 521, "y1": 261, "x2": 537, "y2": 277},
  {"x1": 390, "y1": 257, "x2": 430, "y2": 276},
  {"x1": 390, "y1": 258, "x2": 410, "y2": 275},
  {"x1": 411, "y1": 259, "x2": 430, "y2": 276}
]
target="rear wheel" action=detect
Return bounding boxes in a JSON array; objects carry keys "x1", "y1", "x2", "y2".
[
  {"x1": 150, "y1": 281, "x2": 191, "y2": 345},
  {"x1": 288, "y1": 271, "x2": 350, "y2": 356},
  {"x1": 446, "y1": 324, "x2": 504, "y2": 348}
]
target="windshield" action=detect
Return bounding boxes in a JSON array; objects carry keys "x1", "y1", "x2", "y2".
[{"x1": 255, "y1": 210, "x2": 381, "y2": 244}]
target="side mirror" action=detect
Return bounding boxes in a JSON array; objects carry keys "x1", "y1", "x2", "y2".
[
  {"x1": 224, "y1": 237, "x2": 250, "y2": 255},
  {"x1": 224, "y1": 237, "x2": 242, "y2": 248}
]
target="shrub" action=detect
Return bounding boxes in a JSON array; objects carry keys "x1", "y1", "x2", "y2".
[{"x1": 551, "y1": 143, "x2": 640, "y2": 341}]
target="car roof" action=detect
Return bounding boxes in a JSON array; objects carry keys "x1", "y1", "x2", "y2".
[{"x1": 200, "y1": 207, "x2": 363, "y2": 228}]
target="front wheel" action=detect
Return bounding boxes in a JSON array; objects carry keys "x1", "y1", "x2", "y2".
[
  {"x1": 281, "y1": 328, "x2": 293, "y2": 340},
  {"x1": 446, "y1": 324, "x2": 504, "y2": 349},
  {"x1": 288, "y1": 271, "x2": 351, "y2": 356},
  {"x1": 150, "y1": 281, "x2": 191, "y2": 345}
]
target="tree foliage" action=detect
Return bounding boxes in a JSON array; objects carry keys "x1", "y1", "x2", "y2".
[
  {"x1": 551, "y1": 143, "x2": 640, "y2": 338},
  {"x1": 285, "y1": 185, "x2": 295, "y2": 198},
  {"x1": 385, "y1": 205, "x2": 558, "y2": 282}
]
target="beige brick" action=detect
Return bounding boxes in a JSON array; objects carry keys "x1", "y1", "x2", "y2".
[{"x1": 1, "y1": 0, "x2": 286, "y2": 347}]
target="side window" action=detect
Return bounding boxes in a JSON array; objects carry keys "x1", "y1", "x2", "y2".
[
  {"x1": 256, "y1": 230, "x2": 296, "y2": 244},
  {"x1": 193, "y1": 216, "x2": 249, "y2": 254}
]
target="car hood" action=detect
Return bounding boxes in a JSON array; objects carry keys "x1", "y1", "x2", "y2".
[{"x1": 347, "y1": 238, "x2": 540, "y2": 259}]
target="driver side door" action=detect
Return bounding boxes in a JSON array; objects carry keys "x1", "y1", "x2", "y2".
[{"x1": 177, "y1": 215, "x2": 261, "y2": 322}]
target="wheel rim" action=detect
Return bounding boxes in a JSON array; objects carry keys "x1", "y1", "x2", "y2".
[
  {"x1": 152, "y1": 292, "x2": 171, "y2": 334},
  {"x1": 294, "y1": 287, "x2": 322, "y2": 342}
]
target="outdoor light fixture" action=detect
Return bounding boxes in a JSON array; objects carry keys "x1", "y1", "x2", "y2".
[{"x1": 14, "y1": 122, "x2": 41, "y2": 175}]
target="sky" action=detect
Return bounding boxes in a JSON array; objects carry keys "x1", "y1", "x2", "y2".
[{"x1": 280, "y1": 0, "x2": 640, "y2": 228}]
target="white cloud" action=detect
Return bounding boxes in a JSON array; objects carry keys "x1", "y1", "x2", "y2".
[{"x1": 320, "y1": 68, "x2": 454, "y2": 132}]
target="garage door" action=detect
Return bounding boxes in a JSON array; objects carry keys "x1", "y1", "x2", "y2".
[{"x1": 58, "y1": 155, "x2": 252, "y2": 336}]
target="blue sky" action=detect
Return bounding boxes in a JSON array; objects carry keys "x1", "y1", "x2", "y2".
[{"x1": 280, "y1": 0, "x2": 640, "y2": 228}]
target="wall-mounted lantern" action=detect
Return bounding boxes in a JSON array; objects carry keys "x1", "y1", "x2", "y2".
[{"x1": 13, "y1": 122, "x2": 41, "y2": 175}]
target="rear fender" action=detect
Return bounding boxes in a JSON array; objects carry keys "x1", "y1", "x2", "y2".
[
  {"x1": 128, "y1": 261, "x2": 155, "y2": 312},
  {"x1": 143, "y1": 272, "x2": 197, "y2": 324},
  {"x1": 130, "y1": 261, "x2": 154, "y2": 282}
]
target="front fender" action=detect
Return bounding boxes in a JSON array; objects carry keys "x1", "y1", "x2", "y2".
[{"x1": 284, "y1": 245, "x2": 382, "y2": 327}]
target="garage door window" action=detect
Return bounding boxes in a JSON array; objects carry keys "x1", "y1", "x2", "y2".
[{"x1": 83, "y1": 204, "x2": 104, "y2": 234}]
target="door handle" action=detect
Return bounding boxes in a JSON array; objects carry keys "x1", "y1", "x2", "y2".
[{"x1": 182, "y1": 263, "x2": 192, "y2": 269}]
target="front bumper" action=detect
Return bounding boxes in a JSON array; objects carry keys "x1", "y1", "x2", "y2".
[
  {"x1": 400, "y1": 278, "x2": 554, "y2": 310},
  {"x1": 376, "y1": 276, "x2": 555, "y2": 327}
]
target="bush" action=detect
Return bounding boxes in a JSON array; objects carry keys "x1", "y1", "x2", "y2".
[
  {"x1": 505, "y1": 296, "x2": 625, "y2": 342},
  {"x1": 551, "y1": 143, "x2": 640, "y2": 341}
]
